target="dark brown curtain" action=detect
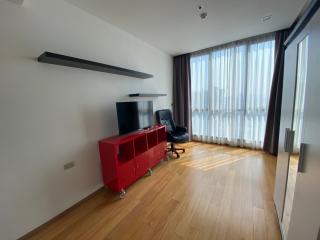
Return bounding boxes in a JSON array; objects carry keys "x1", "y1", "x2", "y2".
[
  {"x1": 263, "y1": 29, "x2": 291, "y2": 155},
  {"x1": 173, "y1": 53, "x2": 192, "y2": 139}
]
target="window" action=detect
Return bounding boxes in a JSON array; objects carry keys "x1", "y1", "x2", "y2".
[{"x1": 191, "y1": 35, "x2": 275, "y2": 149}]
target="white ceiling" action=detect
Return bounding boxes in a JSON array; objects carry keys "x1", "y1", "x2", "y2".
[{"x1": 66, "y1": 0, "x2": 307, "y2": 55}]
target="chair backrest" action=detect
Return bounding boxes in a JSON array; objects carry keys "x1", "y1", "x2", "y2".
[{"x1": 155, "y1": 109, "x2": 176, "y2": 132}]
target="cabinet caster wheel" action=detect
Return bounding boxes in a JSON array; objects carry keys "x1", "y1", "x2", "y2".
[
  {"x1": 119, "y1": 189, "x2": 126, "y2": 199},
  {"x1": 148, "y1": 168, "x2": 153, "y2": 176}
]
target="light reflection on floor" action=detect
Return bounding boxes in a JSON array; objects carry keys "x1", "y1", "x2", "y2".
[{"x1": 171, "y1": 142, "x2": 263, "y2": 171}]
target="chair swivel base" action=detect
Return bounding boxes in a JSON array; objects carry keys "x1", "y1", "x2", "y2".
[{"x1": 167, "y1": 143, "x2": 185, "y2": 158}]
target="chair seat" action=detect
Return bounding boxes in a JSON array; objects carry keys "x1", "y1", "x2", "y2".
[{"x1": 168, "y1": 132, "x2": 189, "y2": 143}]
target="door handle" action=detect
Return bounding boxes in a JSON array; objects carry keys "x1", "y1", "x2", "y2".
[
  {"x1": 284, "y1": 129, "x2": 295, "y2": 153},
  {"x1": 298, "y1": 143, "x2": 307, "y2": 173},
  {"x1": 284, "y1": 128, "x2": 290, "y2": 152},
  {"x1": 288, "y1": 130, "x2": 295, "y2": 153}
]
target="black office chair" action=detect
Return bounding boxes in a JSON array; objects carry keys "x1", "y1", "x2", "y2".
[{"x1": 155, "y1": 109, "x2": 189, "y2": 158}]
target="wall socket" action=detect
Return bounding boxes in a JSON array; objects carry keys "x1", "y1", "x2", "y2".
[{"x1": 64, "y1": 161, "x2": 75, "y2": 170}]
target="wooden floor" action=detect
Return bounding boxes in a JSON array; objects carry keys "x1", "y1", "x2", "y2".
[{"x1": 25, "y1": 142, "x2": 281, "y2": 240}]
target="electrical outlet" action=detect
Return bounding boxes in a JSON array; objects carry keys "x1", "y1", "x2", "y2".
[{"x1": 64, "y1": 161, "x2": 75, "y2": 170}]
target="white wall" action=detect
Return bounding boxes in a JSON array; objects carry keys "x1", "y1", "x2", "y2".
[{"x1": 0, "y1": 1, "x2": 172, "y2": 239}]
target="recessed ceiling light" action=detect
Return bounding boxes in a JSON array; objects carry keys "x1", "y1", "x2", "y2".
[{"x1": 262, "y1": 15, "x2": 272, "y2": 22}]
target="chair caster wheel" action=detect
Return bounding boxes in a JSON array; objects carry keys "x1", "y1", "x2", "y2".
[
  {"x1": 148, "y1": 168, "x2": 153, "y2": 176},
  {"x1": 119, "y1": 189, "x2": 126, "y2": 199}
]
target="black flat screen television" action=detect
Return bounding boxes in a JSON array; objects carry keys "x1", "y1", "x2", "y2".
[{"x1": 116, "y1": 101, "x2": 153, "y2": 135}]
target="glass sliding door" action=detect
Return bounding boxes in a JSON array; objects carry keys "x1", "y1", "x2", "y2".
[{"x1": 282, "y1": 35, "x2": 309, "y2": 239}]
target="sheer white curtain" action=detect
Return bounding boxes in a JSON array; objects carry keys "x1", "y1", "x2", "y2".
[{"x1": 191, "y1": 35, "x2": 275, "y2": 149}]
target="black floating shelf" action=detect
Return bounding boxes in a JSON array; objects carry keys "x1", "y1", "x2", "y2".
[
  {"x1": 37, "y1": 52, "x2": 153, "y2": 79},
  {"x1": 129, "y1": 93, "x2": 167, "y2": 97}
]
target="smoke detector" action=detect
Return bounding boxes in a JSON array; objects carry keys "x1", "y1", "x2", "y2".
[{"x1": 196, "y1": 3, "x2": 207, "y2": 20}]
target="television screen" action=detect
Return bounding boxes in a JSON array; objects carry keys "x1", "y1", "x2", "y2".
[{"x1": 116, "y1": 101, "x2": 153, "y2": 135}]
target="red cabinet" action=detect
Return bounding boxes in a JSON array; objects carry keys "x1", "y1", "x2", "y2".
[{"x1": 98, "y1": 125, "x2": 167, "y2": 196}]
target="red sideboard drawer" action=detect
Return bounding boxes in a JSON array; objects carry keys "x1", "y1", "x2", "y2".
[
  {"x1": 135, "y1": 151, "x2": 151, "y2": 178},
  {"x1": 155, "y1": 141, "x2": 167, "y2": 158},
  {"x1": 118, "y1": 161, "x2": 136, "y2": 189},
  {"x1": 149, "y1": 142, "x2": 166, "y2": 167}
]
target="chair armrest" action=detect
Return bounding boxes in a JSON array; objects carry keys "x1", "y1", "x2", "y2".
[{"x1": 175, "y1": 126, "x2": 187, "y2": 133}]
